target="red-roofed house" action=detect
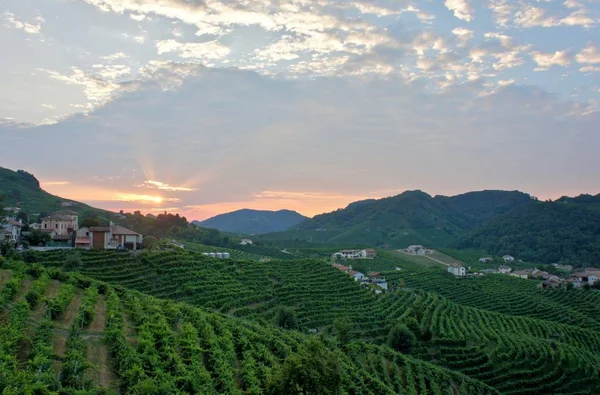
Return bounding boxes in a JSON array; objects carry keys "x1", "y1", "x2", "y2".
[{"x1": 76, "y1": 222, "x2": 143, "y2": 250}]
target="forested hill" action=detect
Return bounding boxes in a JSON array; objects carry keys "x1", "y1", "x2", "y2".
[
  {"x1": 0, "y1": 166, "x2": 109, "y2": 217},
  {"x1": 193, "y1": 209, "x2": 308, "y2": 234},
  {"x1": 455, "y1": 195, "x2": 600, "y2": 265},
  {"x1": 262, "y1": 190, "x2": 532, "y2": 247}
]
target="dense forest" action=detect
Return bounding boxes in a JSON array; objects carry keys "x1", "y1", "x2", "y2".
[{"x1": 455, "y1": 198, "x2": 600, "y2": 265}]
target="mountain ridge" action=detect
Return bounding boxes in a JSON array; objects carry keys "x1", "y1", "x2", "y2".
[{"x1": 193, "y1": 208, "x2": 308, "y2": 235}]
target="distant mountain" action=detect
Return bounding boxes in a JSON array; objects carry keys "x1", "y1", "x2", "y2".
[
  {"x1": 194, "y1": 209, "x2": 308, "y2": 235},
  {"x1": 0, "y1": 166, "x2": 110, "y2": 218},
  {"x1": 261, "y1": 190, "x2": 532, "y2": 247},
  {"x1": 454, "y1": 195, "x2": 600, "y2": 265}
]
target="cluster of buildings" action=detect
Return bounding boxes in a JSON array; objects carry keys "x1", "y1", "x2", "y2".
[
  {"x1": 481, "y1": 264, "x2": 600, "y2": 289},
  {"x1": 332, "y1": 248, "x2": 377, "y2": 259},
  {"x1": 3, "y1": 209, "x2": 143, "y2": 251},
  {"x1": 332, "y1": 263, "x2": 388, "y2": 293},
  {"x1": 405, "y1": 245, "x2": 431, "y2": 255},
  {"x1": 202, "y1": 252, "x2": 231, "y2": 259},
  {"x1": 479, "y1": 255, "x2": 515, "y2": 263}
]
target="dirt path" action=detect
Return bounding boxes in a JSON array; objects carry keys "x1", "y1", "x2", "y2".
[
  {"x1": 422, "y1": 255, "x2": 451, "y2": 267},
  {"x1": 122, "y1": 308, "x2": 138, "y2": 346},
  {"x1": 52, "y1": 331, "x2": 67, "y2": 374},
  {"x1": 15, "y1": 278, "x2": 33, "y2": 301},
  {"x1": 55, "y1": 290, "x2": 83, "y2": 330},
  {"x1": 88, "y1": 295, "x2": 106, "y2": 333},
  {"x1": 87, "y1": 339, "x2": 117, "y2": 389}
]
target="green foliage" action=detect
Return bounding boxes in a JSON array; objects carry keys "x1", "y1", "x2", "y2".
[
  {"x1": 142, "y1": 236, "x2": 159, "y2": 250},
  {"x1": 46, "y1": 283, "x2": 76, "y2": 319},
  {"x1": 25, "y1": 229, "x2": 52, "y2": 247},
  {"x1": 333, "y1": 317, "x2": 353, "y2": 345},
  {"x1": 387, "y1": 324, "x2": 416, "y2": 354},
  {"x1": 63, "y1": 251, "x2": 83, "y2": 272},
  {"x1": 24, "y1": 273, "x2": 50, "y2": 308},
  {"x1": 268, "y1": 338, "x2": 342, "y2": 395},
  {"x1": 275, "y1": 307, "x2": 298, "y2": 330}
]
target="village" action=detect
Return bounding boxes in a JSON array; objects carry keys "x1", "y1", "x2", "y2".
[{"x1": 2, "y1": 208, "x2": 144, "y2": 251}]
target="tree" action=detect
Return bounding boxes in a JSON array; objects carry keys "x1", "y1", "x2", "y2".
[
  {"x1": 16, "y1": 211, "x2": 28, "y2": 225},
  {"x1": 275, "y1": 307, "x2": 298, "y2": 330},
  {"x1": 268, "y1": 338, "x2": 341, "y2": 395},
  {"x1": 333, "y1": 317, "x2": 352, "y2": 345},
  {"x1": 80, "y1": 217, "x2": 100, "y2": 227},
  {"x1": 25, "y1": 229, "x2": 51, "y2": 246},
  {"x1": 142, "y1": 236, "x2": 159, "y2": 251},
  {"x1": 387, "y1": 324, "x2": 416, "y2": 354},
  {"x1": 565, "y1": 281, "x2": 574, "y2": 290},
  {"x1": 63, "y1": 251, "x2": 83, "y2": 272}
]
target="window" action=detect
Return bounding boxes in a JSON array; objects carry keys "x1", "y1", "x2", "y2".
[
  {"x1": 44, "y1": 224, "x2": 47, "y2": 229},
  {"x1": 55, "y1": 224, "x2": 58, "y2": 229},
  {"x1": 86, "y1": 232, "x2": 89, "y2": 236}
]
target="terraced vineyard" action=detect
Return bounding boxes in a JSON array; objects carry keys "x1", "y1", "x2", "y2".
[
  {"x1": 0, "y1": 259, "x2": 496, "y2": 394},
  {"x1": 27, "y1": 249, "x2": 600, "y2": 393}
]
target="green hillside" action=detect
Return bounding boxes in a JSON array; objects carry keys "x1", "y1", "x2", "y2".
[
  {"x1": 0, "y1": 166, "x2": 110, "y2": 218},
  {"x1": 455, "y1": 196, "x2": 600, "y2": 265},
  {"x1": 261, "y1": 190, "x2": 532, "y2": 248},
  {"x1": 25, "y1": 249, "x2": 600, "y2": 394},
  {"x1": 0, "y1": 257, "x2": 497, "y2": 394}
]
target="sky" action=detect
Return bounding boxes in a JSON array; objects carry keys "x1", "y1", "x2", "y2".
[{"x1": 1, "y1": 0, "x2": 599, "y2": 221}]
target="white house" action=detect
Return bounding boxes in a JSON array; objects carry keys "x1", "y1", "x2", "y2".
[
  {"x1": 29, "y1": 223, "x2": 41, "y2": 230},
  {"x1": 2, "y1": 219, "x2": 23, "y2": 245},
  {"x1": 447, "y1": 265, "x2": 466, "y2": 276},
  {"x1": 502, "y1": 255, "x2": 515, "y2": 262},
  {"x1": 479, "y1": 257, "x2": 493, "y2": 263},
  {"x1": 348, "y1": 270, "x2": 365, "y2": 281},
  {"x1": 498, "y1": 265, "x2": 512, "y2": 274},
  {"x1": 407, "y1": 245, "x2": 426, "y2": 255},
  {"x1": 333, "y1": 249, "x2": 376, "y2": 259},
  {"x1": 240, "y1": 238, "x2": 253, "y2": 245}
]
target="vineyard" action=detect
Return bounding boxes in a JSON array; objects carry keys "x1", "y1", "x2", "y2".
[
  {"x1": 0, "y1": 258, "x2": 497, "y2": 394},
  {"x1": 20, "y1": 249, "x2": 600, "y2": 393}
]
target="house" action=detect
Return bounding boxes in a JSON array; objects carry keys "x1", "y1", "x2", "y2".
[
  {"x1": 502, "y1": 255, "x2": 515, "y2": 262},
  {"x1": 348, "y1": 270, "x2": 365, "y2": 281},
  {"x1": 2, "y1": 219, "x2": 23, "y2": 245},
  {"x1": 479, "y1": 257, "x2": 493, "y2": 263},
  {"x1": 41, "y1": 210, "x2": 78, "y2": 235},
  {"x1": 332, "y1": 263, "x2": 352, "y2": 273},
  {"x1": 539, "y1": 276, "x2": 562, "y2": 289},
  {"x1": 498, "y1": 265, "x2": 512, "y2": 274},
  {"x1": 76, "y1": 222, "x2": 143, "y2": 250},
  {"x1": 571, "y1": 269, "x2": 600, "y2": 285},
  {"x1": 447, "y1": 265, "x2": 466, "y2": 276},
  {"x1": 29, "y1": 223, "x2": 41, "y2": 230},
  {"x1": 368, "y1": 271, "x2": 382, "y2": 278},
  {"x1": 510, "y1": 271, "x2": 528, "y2": 279},
  {"x1": 365, "y1": 248, "x2": 377, "y2": 258},
  {"x1": 407, "y1": 245, "x2": 426, "y2": 255},
  {"x1": 239, "y1": 238, "x2": 253, "y2": 245}
]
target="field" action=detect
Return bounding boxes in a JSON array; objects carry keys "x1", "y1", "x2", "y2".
[
  {"x1": 18, "y1": 249, "x2": 600, "y2": 394},
  {"x1": 0, "y1": 258, "x2": 498, "y2": 394}
]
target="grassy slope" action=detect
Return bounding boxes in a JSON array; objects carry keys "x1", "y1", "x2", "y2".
[
  {"x1": 29, "y1": 250, "x2": 600, "y2": 394},
  {"x1": 0, "y1": 260, "x2": 496, "y2": 394}
]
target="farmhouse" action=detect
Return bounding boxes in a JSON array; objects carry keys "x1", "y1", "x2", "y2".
[
  {"x1": 498, "y1": 265, "x2": 512, "y2": 274},
  {"x1": 571, "y1": 269, "x2": 600, "y2": 285},
  {"x1": 76, "y1": 223, "x2": 143, "y2": 250},
  {"x1": 333, "y1": 249, "x2": 376, "y2": 259},
  {"x1": 348, "y1": 270, "x2": 365, "y2": 281},
  {"x1": 41, "y1": 210, "x2": 78, "y2": 235},
  {"x1": 407, "y1": 245, "x2": 426, "y2": 255},
  {"x1": 239, "y1": 238, "x2": 253, "y2": 245},
  {"x1": 447, "y1": 264, "x2": 466, "y2": 276},
  {"x1": 510, "y1": 271, "x2": 529, "y2": 279},
  {"x1": 502, "y1": 255, "x2": 515, "y2": 262}
]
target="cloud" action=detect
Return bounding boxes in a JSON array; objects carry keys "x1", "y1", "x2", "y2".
[
  {"x1": 444, "y1": 0, "x2": 474, "y2": 21},
  {"x1": 451, "y1": 27, "x2": 474, "y2": 46},
  {"x1": 156, "y1": 39, "x2": 231, "y2": 60},
  {"x1": 576, "y1": 43, "x2": 600, "y2": 65},
  {"x1": 102, "y1": 52, "x2": 128, "y2": 61},
  {"x1": 2, "y1": 12, "x2": 44, "y2": 34},
  {"x1": 532, "y1": 50, "x2": 572, "y2": 71},
  {"x1": 135, "y1": 180, "x2": 197, "y2": 192},
  {"x1": 41, "y1": 104, "x2": 57, "y2": 110}
]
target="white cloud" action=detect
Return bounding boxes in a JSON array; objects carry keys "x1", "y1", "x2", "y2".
[
  {"x1": 156, "y1": 39, "x2": 231, "y2": 60},
  {"x1": 576, "y1": 44, "x2": 600, "y2": 71},
  {"x1": 444, "y1": 0, "x2": 474, "y2": 21},
  {"x1": 532, "y1": 50, "x2": 572, "y2": 71},
  {"x1": 102, "y1": 52, "x2": 128, "y2": 61},
  {"x1": 451, "y1": 27, "x2": 474, "y2": 46},
  {"x1": 2, "y1": 12, "x2": 44, "y2": 34},
  {"x1": 41, "y1": 104, "x2": 56, "y2": 110}
]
